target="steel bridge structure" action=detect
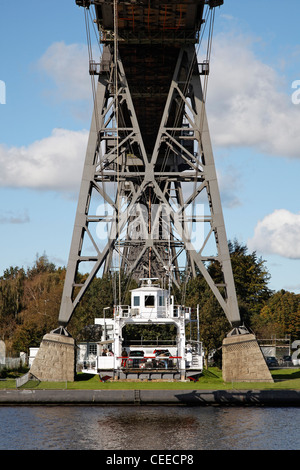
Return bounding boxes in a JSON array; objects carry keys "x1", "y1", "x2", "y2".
[{"x1": 58, "y1": 0, "x2": 241, "y2": 329}]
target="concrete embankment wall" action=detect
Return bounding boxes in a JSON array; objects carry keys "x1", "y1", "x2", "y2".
[{"x1": 0, "y1": 389, "x2": 300, "y2": 406}]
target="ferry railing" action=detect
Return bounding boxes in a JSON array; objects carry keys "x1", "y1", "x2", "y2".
[
  {"x1": 116, "y1": 305, "x2": 170, "y2": 318},
  {"x1": 124, "y1": 338, "x2": 176, "y2": 346},
  {"x1": 82, "y1": 360, "x2": 97, "y2": 370},
  {"x1": 119, "y1": 355, "x2": 182, "y2": 370},
  {"x1": 172, "y1": 306, "x2": 191, "y2": 318},
  {"x1": 115, "y1": 305, "x2": 131, "y2": 317}
]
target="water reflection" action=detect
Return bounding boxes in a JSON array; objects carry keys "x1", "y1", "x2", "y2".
[
  {"x1": 96, "y1": 407, "x2": 199, "y2": 450},
  {"x1": 0, "y1": 406, "x2": 299, "y2": 450}
]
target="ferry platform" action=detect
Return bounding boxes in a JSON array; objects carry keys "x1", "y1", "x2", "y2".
[{"x1": 97, "y1": 368, "x2": 203, "y2": 382}]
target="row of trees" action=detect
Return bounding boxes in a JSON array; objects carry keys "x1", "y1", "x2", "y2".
[
  {"x1": 0, "y1": 242, "x2": 299, "y2": 359},
  {"x1": 184, "y1": 241, "x2": 300, "y2": 363}
]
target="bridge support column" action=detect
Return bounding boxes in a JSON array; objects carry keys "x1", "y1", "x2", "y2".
[
  {"x1": 222, "y1": 330, "x2": 273, "y2": 383},
  {"x1": 30, "y1": 328, "x2": 76, "y2": 382}
]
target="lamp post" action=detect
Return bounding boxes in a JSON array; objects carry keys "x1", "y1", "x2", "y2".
[{"x1": 102, "y1": 307, "x2": 110, "y2": 342}]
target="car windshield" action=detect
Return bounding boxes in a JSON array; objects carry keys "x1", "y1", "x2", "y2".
[
  {"x1": 129, "y1": 351, "x2": 144, "y2": 357},
  {"x1": 155, "y1": 350, "x2": 170, "y2": 356}
]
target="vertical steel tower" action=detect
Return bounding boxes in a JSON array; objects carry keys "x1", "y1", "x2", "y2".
[{"x1": 59, "y1": 0, "x2": 241, "y2": 328}]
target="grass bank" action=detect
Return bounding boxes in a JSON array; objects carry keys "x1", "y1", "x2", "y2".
[{"x1": 1, "y1": 367, "x2": 300, "y2": 391}]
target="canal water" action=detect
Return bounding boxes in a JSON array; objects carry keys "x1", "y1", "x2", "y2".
[{"x1": 0, "y1": 405, "x2": 299, "y2": 450}]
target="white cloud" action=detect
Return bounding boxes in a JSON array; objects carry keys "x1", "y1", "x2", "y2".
[
  {"x1": 217, "y1": 167, "x2": 242, "y2": 208},
  {"x1": 206, "y1": 32, "x2": 300, "y2": 158},
  {"x1": 37, "y1": 41, "x2": 96, "y2": 102},
  {"x1": 3, "y1": 34, "x2": 299, "y2": 198},
  {"x1": 0, "y1": 42, "x2": 92, "y2": 195},
  {"x1": 0, "y1": 211, "x2": 30, "y2": 225},
  {"x1": 248, "y1": 209, "x2": 300, "y2": 259},
  {"x1": 0, "y1": 128, "x2": 88, "y2": 192}
]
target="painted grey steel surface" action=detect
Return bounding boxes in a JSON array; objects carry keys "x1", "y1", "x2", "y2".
[{"x1": 58, "y1": 1, "x2": 241, "y2": 328}]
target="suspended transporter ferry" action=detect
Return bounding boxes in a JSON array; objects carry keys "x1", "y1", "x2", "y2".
[{"x1": 82, "y1": 278, "x2": 203, "y2": 381}]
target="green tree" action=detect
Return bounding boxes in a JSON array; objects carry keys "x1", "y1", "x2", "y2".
[
  {"x1": 26, "y1": 253, "x2": 56, "y2": 278},
  {"x1": 228, "y1": 240, "x2": 272, "y2": 326},
  {"x1": 252, "y1": 289, "x2": 300, "y2": 341},
  {"x1": 185, "y1": 240, "x2": 273, "y2": 366},
  {"x1": 12, "y1": 258, "x2": 65, "y2": 352},
  {"x1": 69, "y1": 274, "x2": 115, "y2": 338},
  {"x1": 184, "y1": 275, "x2": 228, "y2": 367},
  {"x1": 68, "y1": 272, "x2": 138, "y2": 339},
  {"x1": 0, "y1": 266, "x2": 26, "y2": 350}
]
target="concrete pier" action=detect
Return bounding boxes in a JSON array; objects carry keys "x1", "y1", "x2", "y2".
[
  {"x1": 222, "y1": 332, "x2": 273, "y2": 383},
  {"x1": 29, "y1": 329, "x2": 76, "y2": 382}
]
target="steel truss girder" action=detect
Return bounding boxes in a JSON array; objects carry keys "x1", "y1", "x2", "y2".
[{"x1": 58, "y1": 44, "x2": 241, "y2": 328}]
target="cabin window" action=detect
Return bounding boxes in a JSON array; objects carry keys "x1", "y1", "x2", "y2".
[
  {"x1": 88, "y1": 343, "x2": 97, "y2": 356},
  {"x1": 133, "y1": 296, "x2": 140, "y2": 307},
  {"x1": 145, "y1": 295, "x2": 155, "y2": 307},
  {"x1": 159, "y1": 296, "x2": 164, "y2": 307}
]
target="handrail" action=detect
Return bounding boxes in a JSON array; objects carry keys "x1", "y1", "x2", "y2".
[{"x1": 115, "y1": 304, "x2": 191, "y2": 318}]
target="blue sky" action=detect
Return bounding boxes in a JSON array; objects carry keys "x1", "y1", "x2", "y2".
[{"x1": 0, "y1": 0, "x2": 300, "y2": 295}]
